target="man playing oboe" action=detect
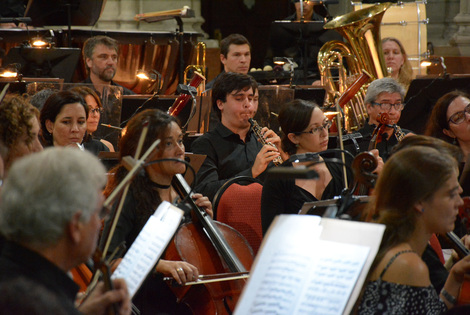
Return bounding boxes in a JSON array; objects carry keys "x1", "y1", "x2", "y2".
[{"x1": 190, "y1": 72, "x2": 281, "y2": 203}]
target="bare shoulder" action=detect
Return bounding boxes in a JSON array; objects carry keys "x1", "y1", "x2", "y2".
[
  {"x1": 376, "y1": 249, "x2": 431, "y2": 287},
  {"x1": 100, "y1": 139, "x2": 115, "y2": 152}
]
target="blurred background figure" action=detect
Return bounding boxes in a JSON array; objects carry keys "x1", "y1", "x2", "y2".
[
  {"x1": 71, "y1": 86, "x2": 115, "y2": 152},
  {"x1": 0, "y1": 94, "x2": 43, "y2": 173},
  {"x1": 382, "y1": 37, "x2": 413, "y2": 91}
]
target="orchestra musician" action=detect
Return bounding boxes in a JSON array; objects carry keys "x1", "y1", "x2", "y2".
[
  {"x1": 0, "y1": 94, "x2": 43, "y2": 173},
  {"x1": 190, "y1": 72, "x2": 281, "y2": 204},
  {"x1": 344, "y1": 77, "x2": 412, "y2": 161},
  {"x1": 39, "y1": 90, "x2": 108, "y2": 155},
  {"x1": 82, "y1": 35, "x2": 135, "y2": 96},
  {"x1": 100, "y1": 109, "x2": 213, "y2": 314},
  {"x1": 205, "y1": 34, "x2": 252, "y2": 90},
  {"x1": 261, "y1": 99, "x2": 344, "y2": 234},
  {"x1": 357, "y1": 145, "x2": 470, "y2": 314},
  {"x1": 425, "y1": 91, "x2": 470, "y2": 188},
  {"x1": 70, "y1": 86, "x2": 115, "y2": 152},
  {"x1": 382, "y1": 37, "x2": 413, "y2": 91},
  {"x1": 260, "y1": 99, "x2": 368, "y2": 234},
  {"x1": 0, "y1": 147, "x2": 131, "y2": 315},
  {"x1": 391, "y1": 135, "x2": 468, "y2": 295}
]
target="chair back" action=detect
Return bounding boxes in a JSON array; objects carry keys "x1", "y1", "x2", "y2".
[{"x1": 213, "y1": 176, "x2": 263, "y2": 254}]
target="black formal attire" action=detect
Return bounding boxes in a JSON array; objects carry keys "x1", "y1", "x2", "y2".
[
  {"x1": 205, "y1": 71, "x2": 224, "y2": 90},
  {"x1": 190, "y1": 122, "x2": 268, "y2": 204},
  {"x1": 83, "y1": 136, "x2": 109, "y2": 156},
  {"x1": 100, "y1": 190, "x2": 192, "y2": 315},
  {"x1": 261, "y1": 158, "x2": 349, "y2": 235},
  {"x1": 0, "y1": 241, "x2": 80, "y2": 315},
  {"x1": 344, "y1": 120, "x2": 412, "y2": 162},
  {"x1": 83, "y1": 77, "x2": 135, "y2": 96}
]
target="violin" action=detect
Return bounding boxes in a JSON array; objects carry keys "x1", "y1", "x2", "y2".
[
  {"x1": 368, "y1": 112, "x2": 391, "y2": 151},
  {"x1": 164, "y1": 174, "x2": 254, "y2": 314}
]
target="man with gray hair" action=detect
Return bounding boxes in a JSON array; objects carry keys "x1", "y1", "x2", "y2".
[
  {"x1": 346, "y1": 77, "x2": 412, "y2": 161},
  {"x1": 0, "y1": 147, "x2": 131, "y2": 314},
  {"x1": 82, "y1": 35, "x2": 134, "y2": 96}
]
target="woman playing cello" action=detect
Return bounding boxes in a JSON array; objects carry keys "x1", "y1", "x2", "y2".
[{"x1": 100, "y1": 109, "x2": 212, "y2": 314}]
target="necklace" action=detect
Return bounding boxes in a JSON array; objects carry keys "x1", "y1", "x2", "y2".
[{"x1": 149, "y1": 181, "x2": 171, "y2": 190}]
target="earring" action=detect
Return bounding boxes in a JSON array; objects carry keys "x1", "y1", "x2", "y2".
[
  {"x1": 421, "y1": 208, "x2": 425, "y2": 213},
  {"x1": 452, "y1": 137, "x2": 457, "y2": 145}
]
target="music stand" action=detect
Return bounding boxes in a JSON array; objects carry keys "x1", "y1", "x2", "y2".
[
  {"x1": 3, "y1": 47, "x2": 81, "y2": 83},
  {"x1": 25, "y1": 0, "x2": 105, "y2": 46},
  {"x1": 269, "y1": 20, "x2": 342, "y2": 84},
  {"x1": 399, "y1": 75, "x2": 470, "y2": 134}
]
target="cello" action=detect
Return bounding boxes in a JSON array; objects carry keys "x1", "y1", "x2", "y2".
[{"x1": 164, "y1": 174, "x2": 253, "y2": 314}]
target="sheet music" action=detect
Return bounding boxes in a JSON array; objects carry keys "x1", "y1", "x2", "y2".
[
  {"x1": 111, "y1": 201, "x2": 183, "y2": 297},
  {"x1": 235, "y1": 215, "x2": 381, "y2": 315}
]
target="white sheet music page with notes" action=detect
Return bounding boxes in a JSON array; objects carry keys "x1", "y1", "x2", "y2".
[
  {"x1": 111, "y1": 201, "x2": 183, "y2": 298},
  {"x1": 234, "y1": 214, "x2": 384, "y2": 315}
]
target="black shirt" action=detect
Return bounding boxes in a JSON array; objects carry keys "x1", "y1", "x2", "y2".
[
  {"x1": 0, "y1": 241, "x2": 80, "y2": 315},
  {"x1": 345, "y1": 120, "x2": 411, "y2": 162},
  {"x1": 191, "y1": 122, "x2": 266, "y2": 202},
  {"x1": 261, "y1": 158, "x2": 351, "y2": 235}
]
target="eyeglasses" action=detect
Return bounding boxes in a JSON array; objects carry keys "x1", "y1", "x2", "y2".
[
  {"x1": 89, "y1": 107, "x2": 103, "y2": 115},
  {"x1": 448, "y1": 104, "x2": 470, "y2": 124},
  {"x1": 295, "y1": 119, "x2": 332, "y2": 135},
  {"x1": 371, "y1": 102, "x2": 405, "y2": 111}
]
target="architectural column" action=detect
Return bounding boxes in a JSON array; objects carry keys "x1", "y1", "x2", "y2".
[{"x1": 452, "y1": 0, "x2": 470, "y2": 56}]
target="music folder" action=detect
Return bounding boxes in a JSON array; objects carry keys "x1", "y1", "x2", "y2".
[
  {"x1": 234, "y1": 215, "x2": 384, "y2": 315},
  {"x1": 111, "y1": 201, "x2": 183, "y2": 298}
]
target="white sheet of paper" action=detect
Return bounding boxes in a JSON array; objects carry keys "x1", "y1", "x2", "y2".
[
  {"x1": 111, "y1": 201, "x2": 183, "y2": 298},
  {"x1": 234, "y1": 215, "x2": 375, "y2": 315}
]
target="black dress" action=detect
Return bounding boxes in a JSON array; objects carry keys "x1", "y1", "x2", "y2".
[
  {"x1": 261, "y1": 158, "x2": 349, "y2": 235},
  {"x1": 100, "y1": 190, "x2": 192, "y2": 315}
]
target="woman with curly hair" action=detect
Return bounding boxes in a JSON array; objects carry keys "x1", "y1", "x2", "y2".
[{"x1": 0, "y1": 94, "x2": 43, "y2": 172}]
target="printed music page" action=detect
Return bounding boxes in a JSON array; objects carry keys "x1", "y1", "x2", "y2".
[
  {"x1": 111, "y1": 201, "x2": 183, "y2": 298},
  {"x1": 234, "y1": 215, "x2": 385, "y2": 315}
]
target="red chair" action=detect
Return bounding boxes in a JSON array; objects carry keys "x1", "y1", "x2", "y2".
[{"x1": 213, "y1": 176, "x2": 263, "y2": 255}]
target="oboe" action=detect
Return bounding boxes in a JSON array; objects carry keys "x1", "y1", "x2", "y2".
[{"x1": 248, "y1": 118, "x2": 283, "y2": 166}]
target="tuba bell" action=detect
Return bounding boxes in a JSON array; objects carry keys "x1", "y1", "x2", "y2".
[{"x1": 318, "y1": 3, "x2": 391, "y2": 132}]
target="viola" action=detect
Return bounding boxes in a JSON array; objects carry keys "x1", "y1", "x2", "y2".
[
  {"x1": 92, "y1": 250, "x2": 120, "y2": 315},
  {"x1": 368, "y1": 112, "x2": 391, "y2": 151},
  {"x1": 164, "y1": 174, "x2": 253, "y2": 314},
  {"x1": 71, "y1": 263, "x2": 93, "y2": 293}
]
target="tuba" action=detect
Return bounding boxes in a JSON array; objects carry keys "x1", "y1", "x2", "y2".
[{"x1": 318, "y1": 3, "x2": 391, "y2": 132}]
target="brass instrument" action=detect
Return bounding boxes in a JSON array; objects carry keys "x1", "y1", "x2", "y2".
[
  {"x1": 184, "y1": 42, "x2": 206, "y2": 95},
  {"x1": 248, "y1": 118, "x2": 283, "y2": 166},
  {"x1": 318, "y1": 3, "x2": 392, "y2": 132}
]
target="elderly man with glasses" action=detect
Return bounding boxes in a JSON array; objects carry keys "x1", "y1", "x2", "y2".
[{"x1": 345, "y1": 77, "x2": 413, "y2": 161}]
